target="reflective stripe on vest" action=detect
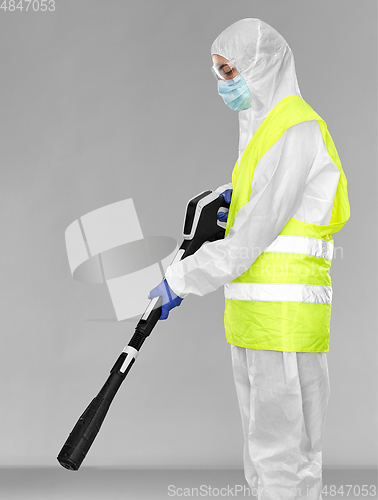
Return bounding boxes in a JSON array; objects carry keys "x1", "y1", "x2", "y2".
[
  {"x1": 224, "y1": 282, "x2": 332, "y2": 304},
  {"x1": 264, "y1": 235, "x2": 334, "y2": 260}
]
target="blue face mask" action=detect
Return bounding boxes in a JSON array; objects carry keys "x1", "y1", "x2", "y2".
[{"x1": 217, "y1": 73, "x2": 252, "y2": 111}]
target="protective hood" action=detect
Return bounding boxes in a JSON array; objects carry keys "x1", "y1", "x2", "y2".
[{"x1": 211, "y1": 18, "x2": 302, "y2": 162}]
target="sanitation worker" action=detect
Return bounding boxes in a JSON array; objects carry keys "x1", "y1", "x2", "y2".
[{"x1": 149, "y1": 18, "x2": 350, "y2": 500}]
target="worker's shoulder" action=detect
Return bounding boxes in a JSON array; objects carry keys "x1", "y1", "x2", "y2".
[
  {"x1": 288, "y1": 119, "x2": 320, "y2": 134},
  {"x1": 284, "y1": 119, "x2": 322, "y2": 143}
]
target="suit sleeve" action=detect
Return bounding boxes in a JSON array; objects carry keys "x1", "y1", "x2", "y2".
[{"x1": 165, "y1": 121, "x2": 318, "y2": 298}]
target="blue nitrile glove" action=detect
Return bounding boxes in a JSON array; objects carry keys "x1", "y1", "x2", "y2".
[
  {"x1": 148, "y1": 279, "x2": 183, "y2": 320},
  {"x1": 217, "y1": 189, "x2": 233, "y2": 222}
]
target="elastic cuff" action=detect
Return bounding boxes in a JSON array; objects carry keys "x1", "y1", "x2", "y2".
[{"x1": 165, "y1": 276, "x2": 188, "y2": 299}]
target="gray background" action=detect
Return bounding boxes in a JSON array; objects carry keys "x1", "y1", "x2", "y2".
[{"x1": 0, "y1": 0, "x2": 376, "y2": 471}]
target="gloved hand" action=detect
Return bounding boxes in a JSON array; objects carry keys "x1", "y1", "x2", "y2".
[
  {"x1": 148, "y1": 279, "x2": 183, "y2": 320},
  {"x1": 217, "y1": 189, "x2": 232, "y2": 222}
]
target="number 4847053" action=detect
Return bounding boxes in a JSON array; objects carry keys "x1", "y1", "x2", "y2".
[{"x1": 1, "y1": 0, "x2": 55, "y2": 11}]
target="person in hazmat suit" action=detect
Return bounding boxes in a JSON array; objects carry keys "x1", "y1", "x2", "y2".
[{"x1": 149, "y1": 18, "x2": 350, "y2": 500}]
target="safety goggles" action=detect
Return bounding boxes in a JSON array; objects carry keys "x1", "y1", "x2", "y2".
[{"x1": 211, "y1": 61, "x2": 238, "y2": 81}]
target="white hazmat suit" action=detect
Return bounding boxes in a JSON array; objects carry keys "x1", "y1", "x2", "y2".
[{"x1": 165, "y1": 18, "x2": 339, "y2": 499}]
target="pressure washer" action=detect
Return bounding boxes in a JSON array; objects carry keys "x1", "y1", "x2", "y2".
[{"x1": 57, "y1": 190, "x2": 230, "y2": 471}]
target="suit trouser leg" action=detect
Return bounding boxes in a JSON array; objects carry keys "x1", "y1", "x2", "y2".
[
  {"x1": 230, "y1": 344, "x2": 260, "y2": 492},
  {"x1": 231, "y1": 345, "x2": 331, "y2": 500}
]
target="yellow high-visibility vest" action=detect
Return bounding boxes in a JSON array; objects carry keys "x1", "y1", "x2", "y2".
[{"x1": 224, "y1": 95, "x2": 350, "y2": 352}]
